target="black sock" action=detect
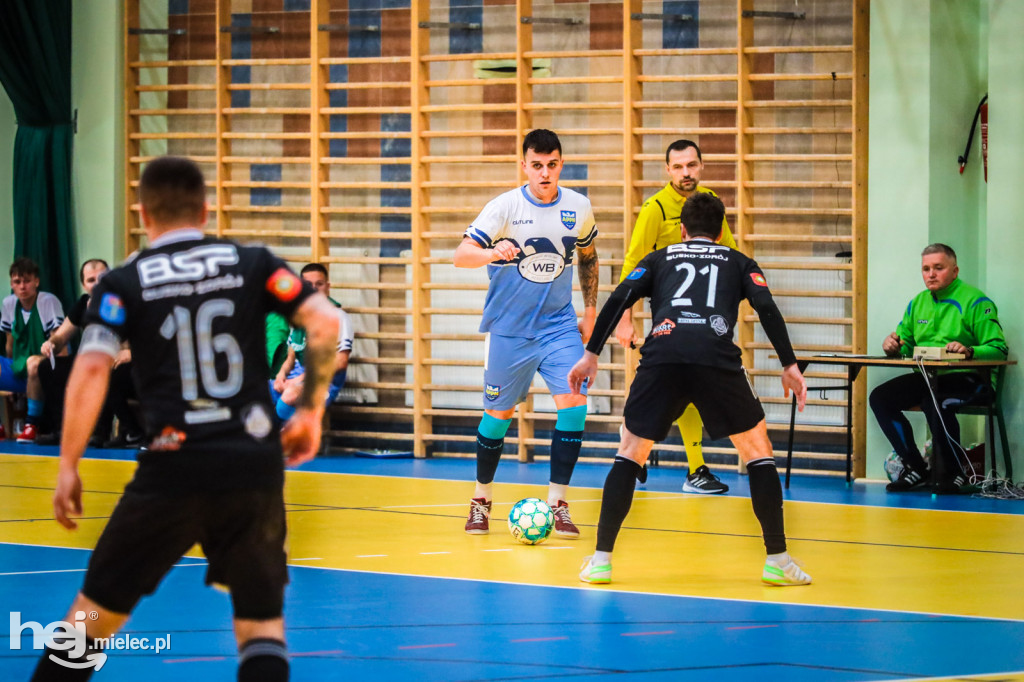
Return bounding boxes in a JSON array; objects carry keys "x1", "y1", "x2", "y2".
[
  {"x1": 31, "y1": 636, "x2": 101, "y2": 681},
  {"x1": 549, "y1": 429, "x2": 582, "y2": 485},
  {"x1": 475, "y1": 433, "x2": 503, "y2": 486},
  {"x1": 238, "y1": 637, "x2": 289, "y2": 682},
  {"x1": 596, "y1": 456, "x2": 641, "y2": 552},
  {"x1": 747, "y1": 457, "x2": 787, "y2": 555}
]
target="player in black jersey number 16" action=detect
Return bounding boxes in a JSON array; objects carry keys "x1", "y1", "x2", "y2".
[
  {"x1": 37, "y1": 157, "x2": 340, "y2": 682},
  {"x1": 568, "y1": 193, "x2": 813, "y2": 588}
]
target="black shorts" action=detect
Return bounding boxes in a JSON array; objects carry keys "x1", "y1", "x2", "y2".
[
  {"x1": 82, "y1": 485, "x2": 288, "y2": 620},
  {"x1": 623, "y1": 363, "x2": 765, "y2": 441}
]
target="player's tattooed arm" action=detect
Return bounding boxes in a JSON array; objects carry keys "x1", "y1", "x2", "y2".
[{"x1": 577, "y1": 243, "x2": 599, "y2": 309}]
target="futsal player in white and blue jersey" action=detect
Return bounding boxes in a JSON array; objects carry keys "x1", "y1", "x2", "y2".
[{"x1": 454, "y1": 129, "x2": 600, "y2": 538}]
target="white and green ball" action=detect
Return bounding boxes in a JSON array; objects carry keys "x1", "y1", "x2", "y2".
[{"x1": 507, "y1": 498, "x2": 554, "y2": 545}]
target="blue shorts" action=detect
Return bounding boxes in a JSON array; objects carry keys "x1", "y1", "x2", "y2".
[
  {"x1": 483, "y1": 327, "x2": 587, "y2": 410},
  {"x1": 0, "y1": 357, "x2": 26, "y2": 393}
]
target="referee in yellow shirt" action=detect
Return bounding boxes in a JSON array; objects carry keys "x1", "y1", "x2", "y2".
[{"x1": 615, "y1": 139, "x2": 735, "y2": 494}]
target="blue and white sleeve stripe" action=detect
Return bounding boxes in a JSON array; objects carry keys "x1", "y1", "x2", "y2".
[{"x1": 465, "y1": 227, "x2": 493, "y2": 248}]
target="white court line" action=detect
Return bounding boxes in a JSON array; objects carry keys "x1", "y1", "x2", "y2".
[{"x1": 0, "y1": 562, "x2": 205, "y2": 577}]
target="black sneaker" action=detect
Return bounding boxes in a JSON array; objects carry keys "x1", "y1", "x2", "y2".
[
  {"x1": 932, "y1": 473, "x2": 967, "y2": 495},
  {"x1": 101, "y1": 432, "x2": 145, "y2": 449},
  {"x1": 886, "y1": 466, "x2": 929, "y2": 492},
  {"x1": 683, "y1": 465, "x2": 729, "y2": 494},
  {"x1": 35, "y1": 432, "x2": 60, "y2": 446}
]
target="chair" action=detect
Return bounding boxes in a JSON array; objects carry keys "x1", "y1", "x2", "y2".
[{"x1": 954, "y1": 365, "x2": 1012, "y2": 479}]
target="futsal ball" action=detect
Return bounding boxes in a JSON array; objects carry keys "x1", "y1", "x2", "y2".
[
  {"x1": 884, "y1": 440, "x2": 933, "y2": 482},
  {"x1": 508, "y1": 498, "x2": 554, "y2": 545},
  {"x1": 883, "y1": 451, "x2": 904, "y2": 482}
]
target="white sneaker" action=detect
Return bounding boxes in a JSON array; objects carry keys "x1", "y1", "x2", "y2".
[
  {"x1": 762, "y1": 555, "x2": 812, "y2": 586},
  {"x1": 579, "y1": 555, "x2": 612, "y2": 584}
]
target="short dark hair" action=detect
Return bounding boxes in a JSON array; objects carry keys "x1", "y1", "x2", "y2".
[
  {"x1": 79, "y1": 258, "x2": 109, "y2": 284},
  {"x1": 679, "y1": 193, "x2": 724, "y2": 240},
  {"x1": 300, "y1": 263, "x2": 328, "y2": 279},
  {"x1": 922, "y1": 243, "x2": 957, "y2": 262},
  {"x1": 522, "y1": 129, "x2": 562, "y2": 157},
  {"x1": 9, "y1": 257, "x2": 39, "y2": 279},
  {"x1": 665, "y1": 139, "x2": 702, "y2": 165},
  {"x1": 138, "y1": 156, "x2": 207, "y2": 226}
]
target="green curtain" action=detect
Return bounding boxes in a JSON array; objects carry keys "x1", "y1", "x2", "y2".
[{"x1": 0, "y1": 0, "x2": 77, "y2": 307}]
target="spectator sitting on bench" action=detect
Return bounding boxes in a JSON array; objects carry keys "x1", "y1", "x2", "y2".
[
  {"x1": 0, "y1": 257, "x2": 65, "y2": 442},
  {"x1": 270, "y1": 264, "x2": 352, "y2": 421},
  {"x1": 38, "y1": 259, "x2": 145, "y2": 447}
]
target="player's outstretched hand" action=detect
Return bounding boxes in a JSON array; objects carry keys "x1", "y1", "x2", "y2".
[
  {"x1": 568, "y1": 351, "x2": 599, "y2": 395},
  {"x1": 781, "y1": 363, "x2": 807, "y2": 412},
  {"x1": 281, "y1": 407, "x2": 324, "y2": 467},
  {"x1": 53, "y1": 466, "x2": 83, "y2": 530}
]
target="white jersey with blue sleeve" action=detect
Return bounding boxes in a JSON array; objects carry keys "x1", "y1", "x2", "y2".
[{"x1": 464, "y1": 185, "x2": 597, "y2": 338}]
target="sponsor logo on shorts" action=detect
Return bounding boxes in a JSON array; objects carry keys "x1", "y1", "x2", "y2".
[
  {"x1": 266, "y1": 268, "x2": 302, "y2": 302},
  {"x1": 651, "y1": 318, "x2": 675, "y2": 337},
  {"x1": 626, "y1": 267, "x2": 646, "y2": 281},
  {"x1": 485, "y1": 384, "x2": 501, "y2": 401},
  {"x1": 242, "y1": 403, "x2": 273, "y2": 440},
  {"x1": 560, "y1": 211, "x2": 576, "y2": 229},
  {"x1": 918, "y1": 319, "x2": 929, "y2": 324},
  {"x1": 149, "y1": 426, "x2": 187, "y2": 451},
  {"x1": 710, "y1": 315, "x2": 729, "y2": 336},
  {"x1": 676, "y1": 317, "x2": 707, "y2": 325},
  {"x1": 99, "y1": 294, "x2": 126, "y2": 325},
  {"x1": 750, "y1": 273, "x2": 768, "y2": 287},
  {"x1": 679, "y1": 311, "x2": 701, "y2": 318}
]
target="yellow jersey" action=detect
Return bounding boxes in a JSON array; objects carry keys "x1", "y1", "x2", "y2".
[{"x1": 620, "y1": 184, "x2": 736, "y2": 282}]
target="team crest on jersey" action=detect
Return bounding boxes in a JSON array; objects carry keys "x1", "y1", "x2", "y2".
[
  {"x1": 651, "y1": 318, "x2": 676, "y2": 337},
  {"x1": 485, "y1": 384, "x2": 501, "y2": 401},
  {"x1": 750, "y1": 273, "x2": 768, "y2": 287},
  {"x1": 560, "y1": 211, "x2": 576, "y2": 229},
  {"x1": 267, "y1": 268, "x2": 302, "y2": 302},
  {"x1": 99, "y1": 294, "x2": 126, "y2": 325},
  {"x1": 626, "y1": 267, "x2": 646, "y2": 281},
  {"x1": 710, "y1": 315, "x2": 729, "y2": 336}
]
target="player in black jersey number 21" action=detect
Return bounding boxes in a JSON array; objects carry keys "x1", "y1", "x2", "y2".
[
  {"x1": 36, "y1": 157, "x2": 340, "y2": 682},
  {"x1": 569, "y1": 192, "x2": 813, "y2": 587}
]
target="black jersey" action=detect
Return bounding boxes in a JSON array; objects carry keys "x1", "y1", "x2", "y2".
[
  {"x1": 82, "y1": 233, "x2": 313, "y2": 491},
  {"x1": 587, "y1": 239, "x2": 796, "y2": 370}
]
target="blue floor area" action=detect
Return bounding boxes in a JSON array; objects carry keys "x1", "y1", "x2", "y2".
[
  {"x1": 2, "y1": 544, "x2": 1023, "y2": 681},
  {"x1": 5, "y1": 440, "x2": 1023, "y2": 515}
]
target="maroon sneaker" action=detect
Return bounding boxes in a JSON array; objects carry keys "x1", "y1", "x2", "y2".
[
  {"x1": 552, "y1": 500, "x2": 580, "y2": 539},
  {"x1": 464, "y1": 497, "x2": 492, "y2": 535},
  {"x1": 15, "y1": 423, "x2": 37, "y2": 443}
]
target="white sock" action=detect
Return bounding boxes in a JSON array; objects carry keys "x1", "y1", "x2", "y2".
[
  {"x1": 591, "y1": 550, "x2": 612, "y2": 566},
  {"x1": 766, "y1": 551, "x2": 791, "y2": 566},
  {"x1": 473, "y1": 482, "x2": 493, "y2": 502},
  {"x1": 548, "y1": 483, "x2": 568, "y2": 508}
]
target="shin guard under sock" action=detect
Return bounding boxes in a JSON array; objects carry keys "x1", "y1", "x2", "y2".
[
  {"x1": 596, "y1": 456, "x2": 641, "y2": 552},
  {"x1": 747, "y1": 457, "x2": 787, "y2": 555}
]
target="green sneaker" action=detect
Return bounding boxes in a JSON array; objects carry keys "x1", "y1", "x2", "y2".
[
  {"x1": 762, "y1": 555, "x2": 812, "y2": 586},
  {"x1": 579, "y1": 556, "x2": 612, "y2": 584}
]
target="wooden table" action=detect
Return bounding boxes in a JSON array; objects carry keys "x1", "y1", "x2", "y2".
[{"x1": 784, "y1": 355, "x2": 1016, "y2": 488}]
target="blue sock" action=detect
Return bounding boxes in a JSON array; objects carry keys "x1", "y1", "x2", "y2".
[
  {"x1": 550, "y1": 405, "x2": 587, "y2": 485},
  {"x1": 276, "y1": 399, "x2": 296, "y2": 421},
  {"x1": 26, "y1": 398, "x2": 43, "y2": 426},
  {"x1": 476, "y1": 413, "x2": 512, "y2": 484}
]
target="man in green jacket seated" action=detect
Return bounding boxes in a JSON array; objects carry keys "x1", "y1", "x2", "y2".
[{"x1": 871, "y1": 243, "x2": 1008, "y2": 494}]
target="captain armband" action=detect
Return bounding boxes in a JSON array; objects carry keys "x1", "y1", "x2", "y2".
[{"x1": 78, "y1": 324, "x2": 123, "y2": 359}]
